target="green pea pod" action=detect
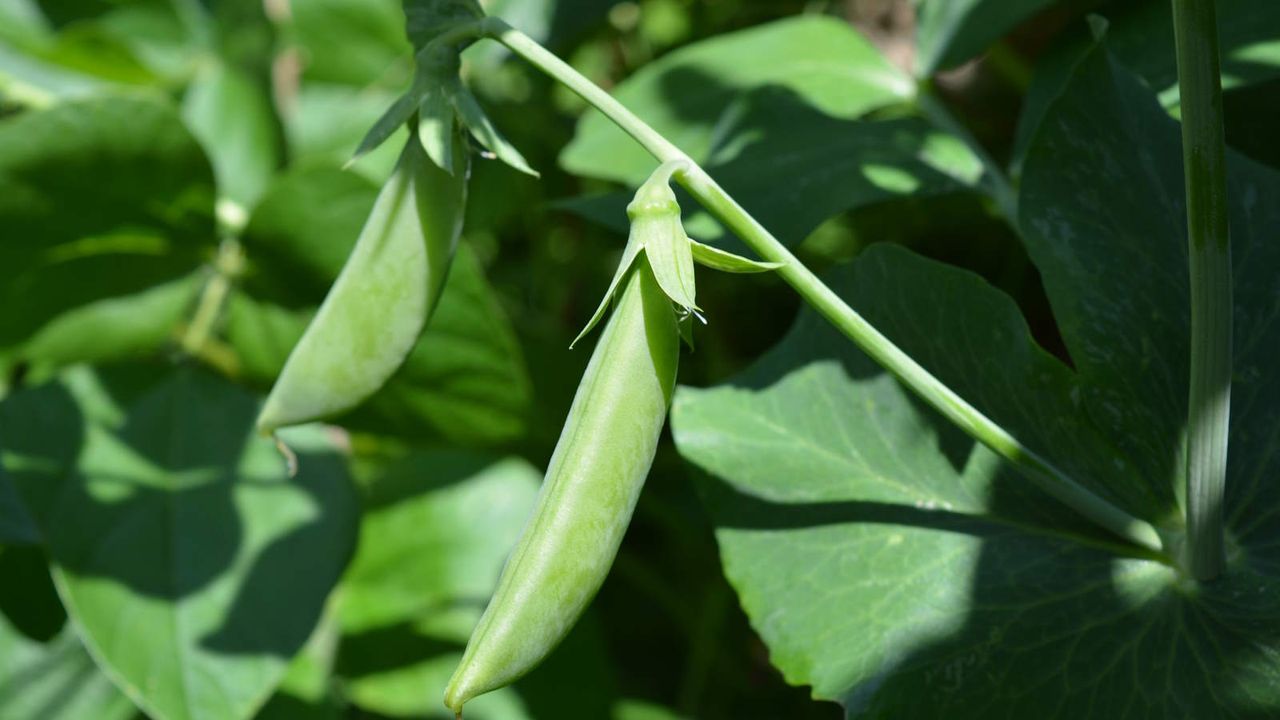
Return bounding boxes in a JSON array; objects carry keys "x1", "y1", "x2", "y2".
[
  {"x1": 444, "y1": 257, "x2": 678, "y2": 714},
  {"x1": 256, "y1": 135, "x2": 467, "y2": 434}
]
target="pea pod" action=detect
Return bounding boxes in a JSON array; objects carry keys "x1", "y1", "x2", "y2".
[
  {"x1": 444, "y1": 257, "x2": 678, "y2": 714},
  {"x1": 256, "y1": 135, "x2": 467, "y2": 434}
]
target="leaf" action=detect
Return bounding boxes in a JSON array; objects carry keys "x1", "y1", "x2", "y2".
[
  {"x1": 561, "y1": 16, "x2": 914, "y2": 186},
  {"x1": 16, "y1": 274, "x2": 201, "y2": 371},
  {"x1": 227, "y1": 167, "x2": 531, "y2": 445},
  {"x1": 418, "y1": 89, "x2": 457, "y2": 174},
  {"x1": 571, "y1": 237, "x2": 641, "y2": 348},
  {"x1": 0, "y1": 465, "x2": 38, "y2": 545},
  {"x1": 688, "y1": 239, "x2": 782, "y2": 273},
  {"x1": 334, "y1": 449, "x2": 618, "y2": 719},
  {"x1": 452, "y1": 84, "x2": 538, "y2": 177},
  {"x1": 701, "y1": 86, "x2": 981, "y2": 244},
  {"x1": 339, "y1": 450, "x2": 542, "y2": 634},
  {"x1": 350, "y1": 91, "x2": 417, "y2": 164},
  {"x1": 913, "y1": 0, "x2": 1055, "y2": 76},
  {"x1": 0, "y1": 96, "x2": 216, "y2": 355},
  {"x1": 1012, "y1": 0, "x2": 1280, "y2": 170},
  {"x1": 290, "y1": 0, "x2": 409, "y2": 86},
  {"x1": 0, "y1": 613, "x2": 136, "y2": 720},
  {"x1": 182, "y1": 60, "x2": 280, "y2": 208},
  {"x1": 0, "y1": 366, "x2": 359, "y2": 720},
  {"x1": 671, "y1": 39, "x2": 1280, "y2": 717}
]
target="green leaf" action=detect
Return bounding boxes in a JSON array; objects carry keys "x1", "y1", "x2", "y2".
[
  {"x1": 0, "y1": 465, "x2": 39, "y2": 545},
  {"x1": 418, "y1": 89, "x2": 458, "y2": 174},
  {"x1": 291, "y1": 0, "x2": 409, "y2": 86},
  {"x1": 227, "y1": 167, "x2": 531, "y2": 445},
  {"x1": 182, "y1": 60, "x2": 281, "y2": 208},
  {"x1": 334, "y1": 448, "x2": 618, "y2": 719},
  {"x1": 339, "y1": 450, "x2": 542, "y2": 634},
  {"x1": 688, "y1": 239, "x2": 781, "y2": 274},
  {"x1": 350, "y1": 91, "x2": 417, "y2": 164},
  {"x1": 0, "y1": 366, "x2": 359, "y2": 720},
  {"x1": 571, "y1": 238, "x2": 641, "y2": 348},
  {"x1": 1013, "y1": 0, "x2": 1280, "y2": 170},
  {"x1": 452, "y1": 84, "x2": 538, "y2": 177},
  {"x1": 0, "y1": 612, "x2": 136, "y2": 720},
  {"x1": 700, "y1": 86, "x2": 981, "y2": 244},
  {"x1": 672, "y1": 39, "x2": 1280, "y2": 717},
  {"x1": 914, "y1": 0, "x2": 1055, "y2": 76},
  {"x1": 17, "y1": 274, "x2": 201, "y2": 371},
  {"x1": 0, "y1": 96, "x2": 216, "y2": 355},
  {"x1": 561, "y1": 16, "x2": 913, "y2": 186}
]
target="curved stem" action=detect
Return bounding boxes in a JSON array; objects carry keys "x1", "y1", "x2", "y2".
[
  {"x1": 1172, "y1": 0, "x2": 1232, "y2": 580},
  {"x1": 487, "y1": 20, "x2": 1162, "y2": 553}
]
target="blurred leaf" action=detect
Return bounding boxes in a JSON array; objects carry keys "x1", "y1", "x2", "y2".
[
  {"x1": 228, "y1": 167, "x2": 531, "y2": 445},
  {"x1": 0, "y1": 545, "x2": 66, "y2": 643},
  {"x1": 561, "y1": 16, "x2": 913, "y2": 186},
  {"x1": 0, "y1": 96, "x2": 216, "y2": 358},
  {"x1": 182, "y1": 60, "x2": 281, "y2": 207},
  {"x1": 672, "y1": 38, "x2": 1280, "y2": 718},
  {"x1": 1013, "y1": 0, "x2": 1280, "y2": 170},
  {"x1": 285, "y1": 83, "x2": 406, "y2": 180},
  {"x1": 18, "y1": 274, "x2": 201, "y2": 372},
  {"x1": 913, "y1": 0, "x2": 1055, "y2": 75},
  {"x1": 336, "y1": 449, "x2": 538, "y2": 718},
  {"x1": 0, "y1": 366, "x2": 359, "y2": 720},
  {"x1": 0, "y1": 612, "x2": 136, "y2": 720},
  {"x1": 340, "y1": 450, "x2": 541, "y2": 634},
  {"x1": 255, "y1": 606, "x2": 343, "y2": 720},
  {"x1": 0, "y1": 465, "x2": 39, "y2": 545},
  {"x1": 292, "y1": 0, "x2": 409, "y2": 86}
]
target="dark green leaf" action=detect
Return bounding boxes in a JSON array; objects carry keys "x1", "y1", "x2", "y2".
[
  {"x1": 672, "y1": 38, "x2": 1280, "y2": 718},
  {"x1": 0, "y1": 366, "x2": 359, "y2": 720},
  {"x1": 228, "y1": 168, "x2": 531, "y2": 445},
  {"x1": 561, "y1": 16, "x2": 913, "y2": 186},
  {"x1": 914, "y1": 0, "x2": 1056, "y2": 75},
  {"x1": 0, "y1": 96, "x2": 216, "y2": 357}
]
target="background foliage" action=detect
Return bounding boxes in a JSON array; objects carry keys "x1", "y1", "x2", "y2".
[{"x1": 1, "y1": 0, "x2": 1278, "y2": 718}]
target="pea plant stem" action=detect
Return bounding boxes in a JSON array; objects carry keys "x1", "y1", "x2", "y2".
[
  {"x1": 1171, "y1": 0, "x2": 1232, "y2": 580},
  {"x1": 486, "y1": 19, "x2": 1163, "y2": 554}
]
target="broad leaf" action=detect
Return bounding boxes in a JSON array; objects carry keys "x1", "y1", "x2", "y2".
[
  {"x1": 672, "y1": 41, "x2": 1280, "y2": 715},
  {"x1": 1013, "y1": 0, "x2": 1280, "y2": 170},
  {"x1": 182, "y1": 60, "x2": 281, "y2": 208},
  {"x1": 227, "y1": 167, "x2": 531, "y2": 445},
  {"x1": 914, "y1": 0, "x2": 1055, "y2": 76},
  {"x1": 0, "y1": 96, "x2": 216, "y2": 362},
  {"x1": 0, "y1": 366, "x2": 359, "y2": 720},
  {"x1": 561, "y1": 16, "x2": 913, "y2": 186},
  {"x1": 0, "y1": 613, "x2": 136, "y2": 720},
  {"x1": 334, "y1": 448, "x2": 618, "y2": 719}
]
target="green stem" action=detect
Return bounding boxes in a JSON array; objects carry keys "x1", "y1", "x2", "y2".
[
  {"x1": 181, "y1": 239, "x2": 243, "y2": 357},
  {"x1": 1171, "y1": 0, "x2": 1232, "y2": 580},
  {"x1": 915, "y1": 83, "x2": 1018, "y2": 222},
  {"x1": 487, "y1": 20, "x2": 1162, "y2": 553}
]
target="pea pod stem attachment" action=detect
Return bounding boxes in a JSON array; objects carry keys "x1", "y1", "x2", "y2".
[{"x1": 484, "y1": 19, "x2": 1164, "y2": 554}]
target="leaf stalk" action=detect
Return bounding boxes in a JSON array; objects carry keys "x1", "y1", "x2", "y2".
[{"x1": 1171, "y1": 0, "x2": 1232, "y2": 580}]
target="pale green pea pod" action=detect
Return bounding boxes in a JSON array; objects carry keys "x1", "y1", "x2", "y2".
[
  {"x1": 444, "y1": 257, "x2": 678, "y2": 714},
  {"x1": 256, "y1": 135, "x2": 467, "y2": 434}
]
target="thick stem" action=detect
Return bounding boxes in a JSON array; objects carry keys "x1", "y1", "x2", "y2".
[
  {"x1": 1172, "y1": 0, "x2": 1232, "y2": 580},
  {"x1": 487, "y1": 20, "x2": 1163, "y2": 553}
]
